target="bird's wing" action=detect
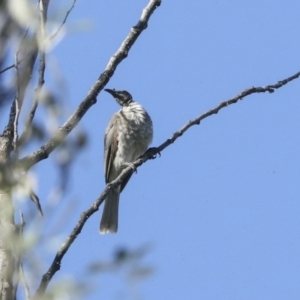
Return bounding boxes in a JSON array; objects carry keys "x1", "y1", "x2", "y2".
[{"x1": 104, "y1": 114, "x2": 119, "y2": 184}]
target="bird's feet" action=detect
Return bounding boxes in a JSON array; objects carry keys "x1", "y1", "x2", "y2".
[
  {"x1": 145, "y1": 147, "x2": 161, "y2": 159},
  {"x1": 122, "y1": 162, "x2": 137, "y2": 173}
]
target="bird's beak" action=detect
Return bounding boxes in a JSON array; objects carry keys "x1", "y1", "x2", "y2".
[{"x1": 104, "y1": 88, "x2": 118, "y2": 97}]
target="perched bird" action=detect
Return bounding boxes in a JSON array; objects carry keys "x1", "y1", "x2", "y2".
[{"x1": 100, "y1": 88, "x2": 153, "y2": 234}]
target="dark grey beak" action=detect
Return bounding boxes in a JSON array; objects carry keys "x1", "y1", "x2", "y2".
[
  {"x1": 104, "y1": 88, "x2": 133, "y2": 106},
  {"x1": 104, "y1": 88, "x2": 118, "y2": 97}
]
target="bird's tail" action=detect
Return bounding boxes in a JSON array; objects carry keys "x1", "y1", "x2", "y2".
[{"x1": 100, "y1": 188, "x2": 120, "y2": 234}]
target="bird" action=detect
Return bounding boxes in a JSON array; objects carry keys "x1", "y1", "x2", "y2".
[{"x1": 100, "y1": 88, "x2": 153, "y2": 234}]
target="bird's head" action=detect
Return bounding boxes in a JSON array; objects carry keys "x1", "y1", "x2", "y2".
[{"x1": 104, "y1": 89, "x2": 133, "y2": 107}]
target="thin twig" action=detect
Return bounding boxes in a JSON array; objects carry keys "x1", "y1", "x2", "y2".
[
  {"x1": 50, "y1": 0, "x2": 77, "y2": 40},
  {"x1": 0, "y1": 52, "x2": 35, "y2": 75},
  {"x1": 19, "y1": 0, "x2": 162, "y2": 171},
  {"x1": 156, "y1": 70, "x2": 300, "y2": 153},
  {"x1": 0, "y1": 63, "x2": 16, "y2": 74}
]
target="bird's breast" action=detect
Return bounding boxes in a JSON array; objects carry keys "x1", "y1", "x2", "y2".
[{"x1": 113, "y1": 104, "x2": 153, "y2": 168}]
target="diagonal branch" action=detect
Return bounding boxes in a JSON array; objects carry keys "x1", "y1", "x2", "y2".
[
  {"x1": 19, "y1": 0, "x2": 162, "y2": 171},
  {"x1": 156, "y1": 70, "x2": 300, "y2": 153},
  {"x1": 35, "y1": 70, "x2": 300, "y2": 297}
]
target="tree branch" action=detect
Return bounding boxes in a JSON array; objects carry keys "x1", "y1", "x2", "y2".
[
  {"x1": 35, "y1": 69, "x2": 300, "y2": 297},
  {"x1": 156, "y1": 70, "x2": 300, "y2": 153},
  {"x1": 18, "y1": 0, "x2": 162, "y2": 171}
]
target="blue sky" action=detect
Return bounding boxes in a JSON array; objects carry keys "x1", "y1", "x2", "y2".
[{"x1": 7, "y1": 0, "x2": 300, "y2": 299}]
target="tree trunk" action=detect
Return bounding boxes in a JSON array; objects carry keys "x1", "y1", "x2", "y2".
[{"x1": 0, "y1": 129, "x2": 16, "y2": 300}]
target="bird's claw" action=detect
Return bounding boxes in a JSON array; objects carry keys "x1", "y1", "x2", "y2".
[
  {"x1": 122, "y1": 162, "x2": 137, "y2": 174},
  {"x1": 146, "y1": 147, "x2": 161, "y2": 159}
]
